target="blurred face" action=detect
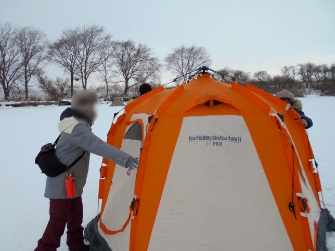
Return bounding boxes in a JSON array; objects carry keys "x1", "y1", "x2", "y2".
[
  {"x1": 88, "y1": 100, "x2": 98, "y2": 122},
  {"x1": 76, "y1": 93, "x2": 98, "y2": 123}
]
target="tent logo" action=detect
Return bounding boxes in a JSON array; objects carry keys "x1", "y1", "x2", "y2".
[{"x1": 189, "y1": 135, "x2": 242, "y2": 146}]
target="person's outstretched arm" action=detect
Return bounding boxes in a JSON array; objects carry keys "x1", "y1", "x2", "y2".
[{"x1": 70, "y1": 124, "x2": 138, "y2": 168}]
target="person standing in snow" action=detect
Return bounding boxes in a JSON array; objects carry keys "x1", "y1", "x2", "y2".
[
  {"x1": 35, "y1": 90, "x2": 139, "y2": 251},
  {"x1": 276, "y1": 89, "x2": 313, "y2": 129}
]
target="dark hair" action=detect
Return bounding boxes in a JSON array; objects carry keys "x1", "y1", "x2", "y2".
[{"x1": 139, "y1": 83, "x2": 152, "y2": 96}]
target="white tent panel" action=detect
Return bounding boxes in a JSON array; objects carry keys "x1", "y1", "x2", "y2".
[{"x1": 148, "y1": 115, "x2": 293, "y2": 251}]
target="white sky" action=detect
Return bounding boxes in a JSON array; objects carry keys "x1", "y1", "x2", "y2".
[{"x1": 1, "y1": 0, "x2": 335, "y2": 86}]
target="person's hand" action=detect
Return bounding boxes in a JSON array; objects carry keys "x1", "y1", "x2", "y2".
[
  {"x1": 301, "y1": 119, "x2": 308, "y2": 128},
  {"x1": 126, "y1": 157, "x2": 139, "y2": 169}
]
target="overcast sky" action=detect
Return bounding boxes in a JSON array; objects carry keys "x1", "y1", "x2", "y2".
[{"x1": 1, "y1": 0, "x2": 335, "y2": 85}]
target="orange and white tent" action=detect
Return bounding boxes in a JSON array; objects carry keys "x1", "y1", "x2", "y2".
[{"x1": 85, "y1": 72, "x2": 328, "y2": 251}]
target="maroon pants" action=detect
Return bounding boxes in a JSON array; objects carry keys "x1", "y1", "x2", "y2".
[{"x1": 35, "y1": 196, "x2": 85, "y2": 251}]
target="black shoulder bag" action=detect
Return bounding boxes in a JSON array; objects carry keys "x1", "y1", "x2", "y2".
[{"x1": 35, "y1": 134, "x2": 86, "y2": 177}]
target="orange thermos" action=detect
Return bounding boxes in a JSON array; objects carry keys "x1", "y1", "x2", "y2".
[{"x1": 65, "y1": 172, "x2": 75, "y2": 198}]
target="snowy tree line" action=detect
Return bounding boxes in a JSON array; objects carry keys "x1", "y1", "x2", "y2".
[
  {"x1": 0, "y1": 22, "x2": 162, "y2": 101},
  {"x1": 218, "y1": 63, "x2": 335, "y2": 97},
  {"x1": 1, "y1": 21, "x2": 334, "y2": 101}
]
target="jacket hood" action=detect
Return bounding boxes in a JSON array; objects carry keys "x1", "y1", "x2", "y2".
[
  {"x1": 58, "y1": 117, "x2": 79, "y2": 133},
  {"x1": 292, "y1": 99, "x2": 302, "y2": 111},
  {"x1": 276, "y1": 89, "x2": 295, "y2": 102}
]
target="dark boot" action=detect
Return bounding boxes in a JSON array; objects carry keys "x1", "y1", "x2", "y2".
[
  {"x1": 69, "y1": 244, "x2": 90, "y2": 251},
  {"x1": 79, "y1": 245, "x2": 90, "y2": 251}
]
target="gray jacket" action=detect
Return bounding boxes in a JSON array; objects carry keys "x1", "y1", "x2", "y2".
[{"x1": 44, "y1": 116, "x2": 131, "y2": 199}]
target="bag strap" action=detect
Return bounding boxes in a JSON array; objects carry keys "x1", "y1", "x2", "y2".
[
  {"x1": 54, "y1": 133, "x2": 86, "y2": 169},
  {"x1": 54, "y1": 134, "x2": 61, "y2": 145},
  {"x1": 68, "y1": 150, "x2": 86, "y2": 169}
]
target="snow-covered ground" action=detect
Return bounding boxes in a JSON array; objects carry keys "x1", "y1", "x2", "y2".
[{"x1": 0, "y1": 96, "x2": 334, "y2": 250}]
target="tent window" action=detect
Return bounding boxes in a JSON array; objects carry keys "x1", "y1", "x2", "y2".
[{"x1": 124, "y1": 122, "x2": 142, "y2": 141}]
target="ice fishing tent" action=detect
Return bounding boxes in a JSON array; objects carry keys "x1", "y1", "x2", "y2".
[
  {"x1": 85, "y1": 71, "x2": 329, "y2": 251},
  {"x1": 110, "y1": 97, "x2": 124, "y2": 107}
]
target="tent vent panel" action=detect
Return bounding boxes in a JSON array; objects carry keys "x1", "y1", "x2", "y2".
[{"x1": 184, "y1": 87, "x2": 241, "y2": 112}]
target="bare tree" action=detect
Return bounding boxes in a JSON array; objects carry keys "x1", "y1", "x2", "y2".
[
  {"x1": 76, "y1": 25, "x2": 113, "y2": 89},
  {"x1": 54, "y1": 77, "x2": 70, "y2": 99},
  {"x1": 97, "y1": 47, "x2": 115, "y2": 99},
  {"x1": 231, "y1": 70, "x2": 251, "y2": 83},
  {"x1": 217, "y1": 67, "x2": 233, "y2": 80},
  {"x1": 10, "y1": 83, "x2": 24, "y2": 101},
  {"x1": 217, "y1": 67, "x2": 250, "y2": 84},
  {"x1": 111, "y1": 40, "x2": 161, "y2": 94},
  {"x1": 17, "y1": 27, "x2": 48, "y2": 99},
  {"x1": 311, "y1": 65, "x2": 322, "y2": 88},
  {"x1": 37, "y1": 73, "x2": 58, "y2": 100},
  {"x1": 48, "y1": 29, "x2": 80, "y2": 97},
  {"x1": 279, "y1": 65, "x2": 306, "y2": 94},
  {"x1": 329, "y1": 63, "x2": 335, "y2": 79},
  {"x1": 297, "y1": 63, "x2": 314, "y2": 89},
  {"x1": 314, "y1": 64, "x2": 335, "y2": 94},
  {"x1": 253, "y1": 70, "x2": 271, "y2": 82},
  {"x1": 329, "y1": 64, "x2": 335, "y2": 95},
  {"x1": 0, "y1": 22, "x2": 22, "y2": 100},
  {"x1": 165, "y1": 45, "x2": 212, "y2": 83},
  {"x1": 110, "y1": 83, "x2": 124, "y2": 97},
  {"x1": 37, "y1": 72, "x2": 70, "y2": 100},
  {"x1": 134, "y1": 57, "x2": 161, "y2": 85},
  {"x1": 251, "y1": 70, "x2": 270, "y2": 90},
  {"x1": 281, "y1": 66, "x2": 297, "y2": 83},
  {"x1": 320, "y1": 64, "x2": 330, "y2": 83}
]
